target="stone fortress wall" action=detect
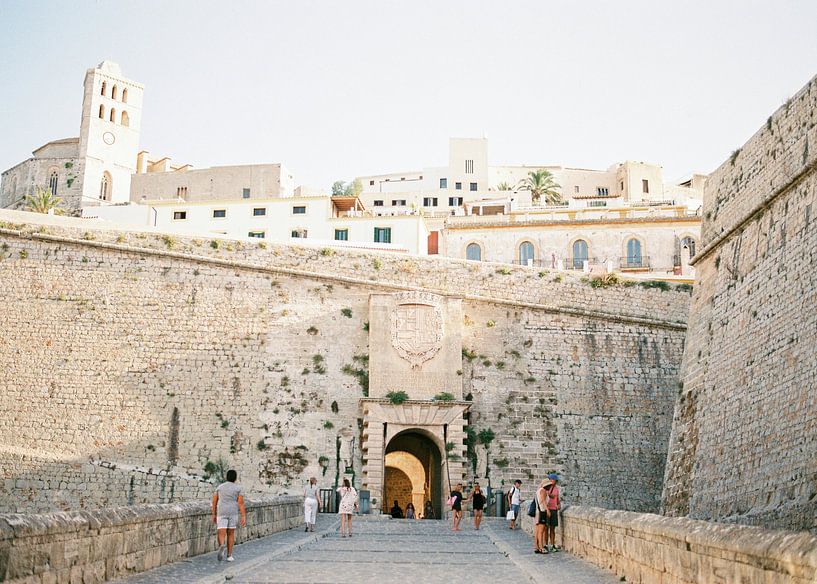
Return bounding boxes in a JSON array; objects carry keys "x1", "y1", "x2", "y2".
[
  {"x1": 661, "y1": 74, "x2": 817, "y2": 532},
  {"x1": 0, "y1": 210, "x2": 690, "y2": 515}
]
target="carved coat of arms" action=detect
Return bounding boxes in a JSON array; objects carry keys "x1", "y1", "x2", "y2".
[{"x1": 390, "y1": 292, "x2": 444, "y2": 369}]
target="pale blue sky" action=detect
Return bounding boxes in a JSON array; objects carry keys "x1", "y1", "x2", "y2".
[{"x1": 1, "y1": 1, "x2": 815, "y2": 189}]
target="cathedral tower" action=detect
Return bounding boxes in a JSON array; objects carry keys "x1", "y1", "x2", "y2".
[{"x1": 77, "y1": 61, "x2": 143, "y2": 206}]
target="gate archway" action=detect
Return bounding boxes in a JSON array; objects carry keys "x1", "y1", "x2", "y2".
[{"x1": 385, "y1": 430, "x2": 443, "y2": 519}]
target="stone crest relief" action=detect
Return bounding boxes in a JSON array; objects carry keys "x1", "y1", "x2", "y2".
[{"x1": 389, "y1": 292, "x2": 444, "y2": 369}]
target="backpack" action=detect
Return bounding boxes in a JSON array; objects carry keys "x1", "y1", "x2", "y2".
[{"x1": 527, "y1": 499, "x2": 537, "y2": 517}]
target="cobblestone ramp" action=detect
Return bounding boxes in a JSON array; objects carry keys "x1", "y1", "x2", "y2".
[{"x1": 114, "y1": 516, "x2": 618, "y2": 584}]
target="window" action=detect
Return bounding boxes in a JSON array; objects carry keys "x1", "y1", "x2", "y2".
[
  {"x1": 334, "y1": 229, "x2": 349, "y2": 241},
  {"x1": 596, "y1": 187, "x2": 609, "y2": 196},
  {"x1": 681, "y1": 236, "x2": 696, "y2": 258},
  {"x1": 111, "y1": 85, "x2": 118, "y2": 100},
  {"x1": 392, "y1": 199, "x2": 406, "y2": 206},
  {"x1": 121, "y1": 111, "x2": 129, "y2": 127},
  {"x1": 98, "y1": 104, "x2": 105, "y2": 119},
  {"x1": 369, "y1": 180, "x2": 375, "y2": 186},
  {"x1": 99, "y1": 172, "x2": 111, "y2": 201},
  {"x1": 242, "y1": 188, "x2": 251, "y2": 199},
  {"x1": 465, "y1": 159, "x2": 474, "y2": 174},
  {"x1": 574, "y1": 185, "x2": 580, "y2": 193},
  {"x1": 572, "y1": 239, "x2": 588, "y2": 269},
  {"x1": 49, "y1": 171, "x2": 58, "y2": 196},
  {"x1": 519, "y1": 242, "x2": 534, "y2": 264},
  {"x1": 248, "y1": 231, "x2": 265, "y2": 238},
  {"x1": 588, "y1": 201, "x2": 607, "y2": 207},
  {"x1": 642, "y1": 179, "x2": 649, "y2": 193},
  {"x1": 109, "y1": 108, "x2": 116, "y2": 122},
  {"x1": 626, "y1": 238, "x2": 642, "y2": 267},
  {"x1": 448, "y1": 197, "x2": 463, "y2": 206},
  {"x1": 176, "y1": 187, "x2": 187, "y2": 198},
  {"x1": 100, "y1": 81, "x2": 107, "y2": 96},
  {"x1": 291, "y1": 229, "x2": 307, "y2": 238},
  {"x1": 292, "y1": 205, "x2": 306, "y2": 214},
  {"x1": 455, "y1": 182, "x2": 462, "y2": 190},
  {"x1": 440, "y1": 178, "x2": 448, "y2": 189},
  {"x1": 374, "y1": 227, "x2": 391, "y2": 243},
  {"x1": 173, "y1": 211, "x2": 187, "y2": 220},
  {"x1": 373, "y1": 200, "x2": 384, "y2": 207},
  {"x1": 423, "y1": 197, "x2": 438, "y2": 207},
  {"x1": 122, "y1": 88, "x2": 128, "y2": 103},
  {"x1": 469, "y1": 182, "x2": 478, "y2": 191},
  {"x1": 620, "y1": 181, "x2": 624, "y2": 191},
  {"x1": 213, "y1": 209, "x2": 227, "y2": 218},
  {"x1": 466, "y1": 243, "x2": 482, "y2": 261},
  {"x1": 253, "y1": 207, "x2": 266, "y2": 216}
]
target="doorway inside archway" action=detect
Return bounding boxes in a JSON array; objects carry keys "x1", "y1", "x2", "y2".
[{"x1": 385, "y1": 430, "x2": 443, "y2": 519}]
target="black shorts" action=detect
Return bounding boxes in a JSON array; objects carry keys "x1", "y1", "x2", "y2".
[{"x1": 538, "y1": 509, "x2": 558, "y2": 526}]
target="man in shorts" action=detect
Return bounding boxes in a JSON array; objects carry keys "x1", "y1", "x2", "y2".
[
  {"x1": 507, "y1": 479, "x2": 522, "y2": 529},
  {"x1": 212, "y1": 469, "x2": 247, "y2": 562}
]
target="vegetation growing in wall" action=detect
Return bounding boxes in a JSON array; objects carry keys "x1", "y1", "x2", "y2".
[
  {"x1": 462, "y1": 348, "x2": 477, "y2": 362},
  {"x1": 465, "y1": 426, "x2": 478, "y2": 476},
  {"x1": 477, "y1": 428, "x2": 496, "y2": 480},
  {"x1": 386, "y1": 390, "x2": 409, "y2": 405},
  {"x1": 638, "y1": 280, "x2": 670, "y2": 292},
  {"x1": 307, "y1": 326, "x2": 319, "y2": 335},
  {"x1": 320, "y1": 248, "x2": 335, "y2": 257},
  {"x1": 312, "y1": 354, "x2": 327, "y2": 374},
  {"x1": 433, "y1": 392, "x2": 455, "y2": 401},
  {"x1": 341, "y1": 354, "x2": 369, "y2": 396},
  {"x1": 587, "y1": 272, "x2": 620, "y2": 288},
  {"x1": 341, "y1": 308, "x2": 353, "y2": 318},
  {"x1": 445, "y1": 441, "x2": 461, "y2": 461},
  {"x1": 318, "y1": 455, "x2": 330, "y2": 476},
  {"x1": 161, "y1": 235, "x2": 176, "y2": 249},
  {"x1": 203, "y1": 457, "x2": 228, "y2": 483},
  {"x1": 372, "y1": 258, "x2": 382, "y2": 271}
]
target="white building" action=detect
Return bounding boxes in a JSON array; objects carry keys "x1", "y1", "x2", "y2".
[{"x1": 1, "y1": 61, "x2": 143, "y2": 212}]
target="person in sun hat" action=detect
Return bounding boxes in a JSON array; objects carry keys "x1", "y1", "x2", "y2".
[
  {"x1": 544, "y1": 473, "x2": 561, "y2": 552},
  {"x1": 534, "y1": 477, "x2": 552, "y2": 554}
]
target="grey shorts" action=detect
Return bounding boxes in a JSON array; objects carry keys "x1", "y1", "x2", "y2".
[{"x1": 217, "y1": 515, "x2": 239, "y2": 529}]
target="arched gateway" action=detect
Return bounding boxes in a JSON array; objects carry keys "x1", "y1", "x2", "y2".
[{"x1": 361, "y1": 291, "x2": 469, "y2": 515}]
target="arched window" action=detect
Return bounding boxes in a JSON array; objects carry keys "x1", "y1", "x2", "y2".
[
  {"x1": 122, "y1": 88, "x2": 128, "y2": 103},
  {"x1": 681, "y1": 236, "x2": 696, "y2": 258},
  {"x1": 109, "y1": 108, "x2": 116, "y2": 122},
  {"x1": 121, "y1": 110, "x2": 129, "y2": 127},
  {"x1": 466, "y1": 243, "x2": 482, "y2": 261},
  {"x1": 99, "y1": 172, "x2": 111, "y2": 201},
  {"x1": 111, "y1": 85, "x2": 118, "y2": 100},
  {"x1": 519, "y1": 241, "x2": 535, "y2": 265},
  {"x1": 572, "y1": 239, "x2": 588, "y2": 269},
  {"x1": 48, "y1": 171, "x2": 58, "y2": 196},
  {"x1": 626, "y1": 238, "x2": 642, "y2": 267},
  {"x1": 101, "y1": 81, "x2": 107, "y2": 96},
  {"x1": 98, "y1": 104, "x2": 105, "y2": 119}
]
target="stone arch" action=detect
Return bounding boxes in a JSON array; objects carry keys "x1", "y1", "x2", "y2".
[
  {"x1": 98, "y1": 104, "x2": 105, "y2": 119},
  {"x1": 121, "y1": 110, "x2": 129, "y2": 127},
  {"x1": 109, "y1": 108, "x2": 116, "y2": 123},
  {"x1": 678, "y1": 233, "x2": 697, "y2": 259},
  {"x1": 385, "y1": 451, "x2": 426, "y2": 514},
  {"x1": 111, "y1": 85, "x2": 118, "y2": 100},
  {"x1": 385, "y1": 429, "x2": 444, "y2": 519},
  {"x1": 122, "y1": 88, "x2": 128, "y2": 103}
]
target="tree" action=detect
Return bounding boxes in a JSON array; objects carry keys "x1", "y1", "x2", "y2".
[
  {"x1": 517, "y1": 169, "x2": 562, "y2": 205},
  {"x1": 495, "y1": 182, "x2": 514, "y2": 191},
  {"x1": 331, "y1": 179, "x2": 363, "y2": 198},
  {"x1": 25, "y1": 186, "x2": 64, "y2": 215}
]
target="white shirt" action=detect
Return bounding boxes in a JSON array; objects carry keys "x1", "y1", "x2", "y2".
[{"x1": 511, "y1": 486, "x2": 521, "y2": 505}]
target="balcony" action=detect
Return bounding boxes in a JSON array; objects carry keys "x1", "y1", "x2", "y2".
[
  {"x1": 564, "y1": 257, "x2": 598, "y2": 270},
  {"x1": 619, "y1": 256, "x2": 650, "y2": 270}
]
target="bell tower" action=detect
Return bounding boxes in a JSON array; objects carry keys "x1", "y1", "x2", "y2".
[{"x1": 77, "y1": 61, "x2": 143, "y2": 207}]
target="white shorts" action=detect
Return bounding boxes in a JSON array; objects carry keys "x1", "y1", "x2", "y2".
[{"x1": 217, "y1": 515, "x2": 239, "y2": 529}]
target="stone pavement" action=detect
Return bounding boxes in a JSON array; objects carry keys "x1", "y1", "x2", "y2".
[{"x1": 114, "y1": 515, "x2": 619, "y2": 584}]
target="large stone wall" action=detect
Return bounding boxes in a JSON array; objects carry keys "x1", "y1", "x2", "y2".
[
  {"x1": 0, "y1": 210, "x2": 690, "y2": 515},
  {"x1": 561, "y1": 505, "x2": 817, "y2": 584},
  {"x1": 0, "y1": 495, "x2": 302, "y2": 583},
  {"x1": 662, "y1": 74, "x2": 817, "y2": 532}
]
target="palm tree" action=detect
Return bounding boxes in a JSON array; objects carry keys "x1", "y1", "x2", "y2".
[
  {"x1": 495, "y1": 182, "x2": 514, "y2": 191},
  {"x1": 25, "y1": 186, "x2": 64, "y2": 214},
  {"x1": 517, "y1": 169, "x2": 562, "y2": 205}
]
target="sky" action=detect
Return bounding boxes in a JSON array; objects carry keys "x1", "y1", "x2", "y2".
[{"x1": 1, "y1": 0, "x2": 816, "y2": 189}]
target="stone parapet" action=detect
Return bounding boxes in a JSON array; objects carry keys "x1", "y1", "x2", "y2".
[
  {"x1": 559, "y1": 505, "x2": 817, "y2": 584},
  {"x1": 0, "y1": 495, "x2": 301, "y2": 583}
]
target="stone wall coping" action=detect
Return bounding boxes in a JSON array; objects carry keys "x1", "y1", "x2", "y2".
[
  {"x1": 565, "y1": 505, "x2": 817, "y2": 569},
  {"x1": 0, "y1": 225, "x2": 689, "y2": 331},
  {"x1": 0, "y1": 495, "x2": 301, "y2": 542}
]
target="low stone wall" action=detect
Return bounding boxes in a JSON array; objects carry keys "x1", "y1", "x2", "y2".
[
  {"x1": 561, "y1": 506, "x2": 817, "y2": 584},
  {"x1": 0, "y1": 495, "x2": 302, "y2": 583}
]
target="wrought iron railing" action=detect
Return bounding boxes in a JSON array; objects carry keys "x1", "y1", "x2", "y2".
[{"x1": 619, "y1": 256, "x2": 650, "y2": 269}]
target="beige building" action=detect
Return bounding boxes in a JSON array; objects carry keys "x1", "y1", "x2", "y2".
[{"x1": 1, "y1": 61, "x2": 143, "y2": 212}]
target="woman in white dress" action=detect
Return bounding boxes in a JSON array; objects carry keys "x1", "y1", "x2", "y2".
[
  {"x1": 336, "y1": 478, "x2": 359, "y2": 537},
  {"x1": 303, "y1": 477, "x2": 320, "y2": 532}
]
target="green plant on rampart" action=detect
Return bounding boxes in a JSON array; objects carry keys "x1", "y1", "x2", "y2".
[{"x1": 386, "y1": 390, "x2": 409, "y2": 405}]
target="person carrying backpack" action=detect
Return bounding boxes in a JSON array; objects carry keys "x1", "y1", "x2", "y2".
[{"x1": 506, "y1": 479, "x2": 522, "y2": 530}]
